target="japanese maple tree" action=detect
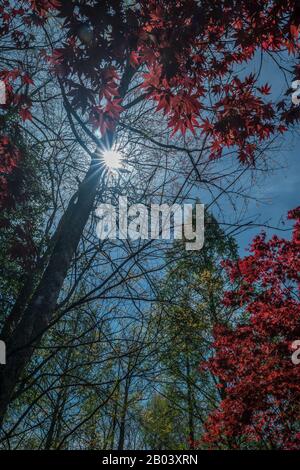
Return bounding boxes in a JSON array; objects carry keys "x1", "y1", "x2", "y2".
[
  {"x1": 53, "y1": 0, "x2": 300, "y2": 160},
  {"x1": 0, "y1": 1, "x2": 59, "y2": 211},
  {"x1": 201, "y1": 207, "x2": 300, "y2": 449}
]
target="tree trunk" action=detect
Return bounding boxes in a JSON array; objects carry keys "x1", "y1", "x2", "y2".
[
  {"x1": 109, "y1": 381, "x2": 120, "y2": 450},
  {"x1": 117, "y1": 376, "x2": 130, "y2": 451},
  {"x1": 0, "y1": 65, "x2": 135, "y2": 425},
  {"x1": 0, "y1": 158, "x2": 101, "y2": 424},
  {"x1": 1, "y1": 201, "x2": 76, "y2": 343},
  {"x1": 44, "y1": 315, "x2": 79, "y2": 450},
  {"x1": 185, "y1": 352, "x2": 195, "y2": 449}
]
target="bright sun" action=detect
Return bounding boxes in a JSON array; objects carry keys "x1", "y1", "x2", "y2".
[{"x1": 102, "y1": 149, "x2": 123, "y2": 170}]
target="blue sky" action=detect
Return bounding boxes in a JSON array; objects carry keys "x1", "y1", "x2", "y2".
[
  {"x1": 213, "y1": 52, "x2": 300, "y2": 255},
  {"x1": 235, "y1": 137, "x2": 299, "y2": 254}
]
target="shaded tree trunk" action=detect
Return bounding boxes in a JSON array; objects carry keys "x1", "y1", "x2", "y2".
[
  {"x1": 44, "y1": 317, "x2": 79, "y2": 450},
  {"x1": 0, "y1": 159, "x2": 100, "y2": 423},
  {"x1": 109, "y1": 380, "x2": 121, "y2": 450},
  {"x1": 186, "y1": 352, "x2": 195, "y2": 449},
  {"x1": 117, "y1": 376, "x2": 131, "y2": 450},
  {"x1": 0, "y1": 65, "x2": 134, "y2": 425}
]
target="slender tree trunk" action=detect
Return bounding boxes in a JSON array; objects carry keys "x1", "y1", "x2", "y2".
[
  {"x1": 52, "y1": 389, "x2": 69, "y2": 450},
  {"x1": 44, "y1": 315, "x2": 79, "y2": 450},
  {"x1": 44, "y1": 389, "x2": 63, "y2": 450},
  {"x1": 117, "y1": 376, "x2": 130, "y2": 450},
  {"x1": 185, "y1": 352, "x2": 195, "y2": 449},
  {"x1": 109, "y1": 381, "x2": 120, "y2": 450}
]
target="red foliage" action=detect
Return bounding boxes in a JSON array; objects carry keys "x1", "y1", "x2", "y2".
[
  {"x1": 0, "y1": 136, "x2": 21, "y2": 210},
  {"x1": 0, "y1": 2, "x2": 47, "y2": 267},
  {"x1": 50, "y1": 0, "x2": 300, "y2": 164},
  {"x1": 29, "y1": 0, "x2": 60, "y2": 17},
  {"x1": 0, "y1": 2, "x2": 40, "y2": 213},
  {"x1": 201, "y1": 208, "x2": 300, "y2": 449},
  {"x1": 2, "y1": 1, "x2": 299, "y2": 161},
  {"x1": 1, "y1": 1, "x2": 300, "y2": 265}
]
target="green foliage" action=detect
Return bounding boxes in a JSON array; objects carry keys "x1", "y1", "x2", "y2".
[
  {"x1": 147, "y1": 214, "x2": 238, "y2": 447},
  {"x1": 141, "y1": 394, "x2": 188, "y2": 450}
]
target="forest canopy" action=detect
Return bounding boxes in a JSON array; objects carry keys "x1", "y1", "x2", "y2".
[{"x1": 0, "y1": 0, "x2": 299, "y2": 451}]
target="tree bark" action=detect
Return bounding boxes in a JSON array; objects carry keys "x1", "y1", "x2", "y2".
[
  {"x1": 117, "y1": 376, "x2": 130, "y2": 450},
  {"x1": 0, "y1": 202, "x2": 75, "y2": 342},
  {"x1": 185, "y1": 352, "x2": 195, "y2": 449},
  {"x1": 0, "y1": 158, "x2": 100, "y2": 423},
  {"x1": 0, "y1": 64, "x2": 135, "y2": 426}
]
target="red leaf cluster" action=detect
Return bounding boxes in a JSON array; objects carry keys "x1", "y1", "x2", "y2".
[
  {"x1": 200, "y1": 208, "x2": 300, "y2": 449},
  {"x1": 29, "y1": 0, "x2": 60, "y2": 17},
  {"x1": 0, "y1": 136, "x2": 21, "y2": 210},
  {"x1": 49, "y1": 0, "x2": 300, "y2": 165}
]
